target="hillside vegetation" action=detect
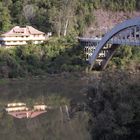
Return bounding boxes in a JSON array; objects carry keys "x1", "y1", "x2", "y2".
[
  {"x1": 0, "y1": 0, "x2": 140, "y2": 36},
  {"x1": 0, "y1": 38, "x2": 86, "y2": 78},
  {"x1": 0, "y1": 0, "x2": 140, "y2": 77},
  {"x1": 87, "y1": 70, "x2": 140, "y2": 140}
]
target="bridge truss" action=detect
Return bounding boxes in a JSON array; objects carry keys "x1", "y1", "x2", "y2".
[{"x1": 79, "y1": 17, "x2": 140, "y2": 70}]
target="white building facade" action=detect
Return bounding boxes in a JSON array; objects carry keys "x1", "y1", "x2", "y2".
[
  {"x1": 5, "y1": 102, "x2": 28, "y2": 112},
  {"x1": 34, "y1": 105, "x2": 47, "y2": 111},
  {"x1": 0, "y1": 26, "x2": 51, "y2": 47}
]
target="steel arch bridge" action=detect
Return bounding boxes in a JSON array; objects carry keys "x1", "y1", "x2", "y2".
[{"x1": 79, "y1": 17, "x2": 140, "y2": 70}]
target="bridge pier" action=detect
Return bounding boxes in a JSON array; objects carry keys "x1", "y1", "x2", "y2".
[{"x1": 101, "y1": 44, "x2": 119, "y2": 70}]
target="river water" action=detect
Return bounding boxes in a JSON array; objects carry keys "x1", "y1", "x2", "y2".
[{"x1": 0, "y1": 73, "x2": 91, "y2": 140}]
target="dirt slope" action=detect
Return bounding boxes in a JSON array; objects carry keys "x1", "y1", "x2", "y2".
[{"x1": 85, "y1": 9, "x2": 140, "y2": 37}]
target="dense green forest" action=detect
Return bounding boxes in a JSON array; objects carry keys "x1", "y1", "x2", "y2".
[
  {"x1": 0, "y1": 0, "x2": 140, "y2": 36},
  {"x1": 0, "y1": 37, "x2": 87, "y2": 78},
  {"x1": 87, "y1": 70, "x2": 140, "y2": 140},
  {"x1": 0, "y1": 39, "x2": 139, "y2": 78},
  {"x1": 0, "y1": 0, "x2": 139, "y2": 78}
]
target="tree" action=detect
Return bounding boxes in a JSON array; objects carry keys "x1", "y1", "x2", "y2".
[
  {"x1": 0, "y1": 2, "x2": 11, "y2": 31},
  {"x1": 87, "y1": 70, "x2": 140, "y2": 140}
]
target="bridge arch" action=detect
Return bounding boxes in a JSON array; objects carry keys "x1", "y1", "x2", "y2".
[{"x1": 90, "y1": 17, "x2": 140, "y2": 70}]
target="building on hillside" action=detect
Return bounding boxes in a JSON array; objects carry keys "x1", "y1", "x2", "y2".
[
  {"x1": 5, "y1": 102, "x2": 28, "y2": 112},
  {"x1": 34, "y1": 104, "x2": 47, "y2": 111},
  {"x1": 5, "y1": 102, "x2": 47, "y2": 119},
  {"x1": 0, "y1": 26, "x2": 51, "y2": 47},
  {"x1": 7, "y1": 102, "x2": 26, "y2": 107}
]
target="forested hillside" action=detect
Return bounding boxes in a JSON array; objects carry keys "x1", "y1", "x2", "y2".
[
  {"x1": 87, "y1": 70, "x2": 140, "y2": 140},
  {"x1": 0, "y1": 0, "x2": 140, "y2": 36},
  {"x1": 0, "y1": 0, "x2": 140, "y2": 78}
]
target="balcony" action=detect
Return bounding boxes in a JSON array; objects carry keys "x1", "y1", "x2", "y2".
[{"x1": 0, "y1": 35, "x2": 48, "y2": 42}]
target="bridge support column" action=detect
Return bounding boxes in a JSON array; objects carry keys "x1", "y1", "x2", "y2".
[{"x1": 101, "y1": 44, "x2": 119, "y2": 70}]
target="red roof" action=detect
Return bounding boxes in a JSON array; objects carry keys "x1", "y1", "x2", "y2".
[
  {"x1": 8, "y1": 110, "x2": 47, "y2": 119},
  {"x1": 1, "y1": 26, "x2": 45, "y2": 36}
]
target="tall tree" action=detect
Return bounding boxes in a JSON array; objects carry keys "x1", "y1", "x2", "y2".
[
  {"x1": 0, "y1": 2, "x2": 11, "y2": 31},
  {"x1": 87, "y1": 71, "x2": 140, "y2": 140}
]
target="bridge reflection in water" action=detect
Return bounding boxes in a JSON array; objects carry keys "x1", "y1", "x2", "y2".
[{"x1": 79, "y1": 17, "x2": 140, "y2": 70}]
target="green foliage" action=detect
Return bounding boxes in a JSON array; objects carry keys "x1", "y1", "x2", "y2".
[
  {"x1": 109, "y1": 46, "x2": 140, "y2": 70},
  {"x1": 87, "y1": 70, "x2": 140, "y2": 140},
  {"x1": 0, "y1": 0, "x2": 139, "y2": 35},
  {"x1": 0, "y1": 2, "x2": 12, "y2": 31},
  {"x1": 0, "y1": 38, "x2": 86, "y2": 78},
  {"x1": 0, "y1": 0, "x2": 96, "y2": 35},
  {"x1": 92, "y1": 0, "x2": 137, "y2": 11}
]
